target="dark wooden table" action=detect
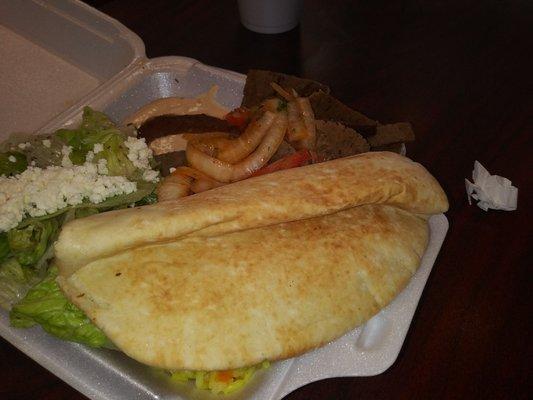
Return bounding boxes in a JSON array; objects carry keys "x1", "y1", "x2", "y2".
[{"x1": 1, "y1": 1, "x2": 531, "y2": 399}]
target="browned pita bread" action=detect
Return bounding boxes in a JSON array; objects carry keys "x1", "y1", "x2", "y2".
[{"x1": 54, "y1": 152, "x2": 448, "y2": 370}]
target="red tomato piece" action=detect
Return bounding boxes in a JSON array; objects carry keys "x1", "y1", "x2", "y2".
[
  {"x1": 225, "y1": 107, "x2": 250, "y2": 129},
  {"x1": 252, "y1": 149, "x2": 316, "y2": 177},
  {"x1": 215, "y1": 370, "x2": 234, "y2": 383}
]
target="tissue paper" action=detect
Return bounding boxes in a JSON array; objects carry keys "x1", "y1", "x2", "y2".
[{"x1": 465, "y1": 161, "x2": 518, "y2": 211}]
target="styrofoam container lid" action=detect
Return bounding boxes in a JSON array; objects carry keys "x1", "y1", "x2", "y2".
[{"x1": 0, "y1": 0, "x2": 145, "y2": 134}]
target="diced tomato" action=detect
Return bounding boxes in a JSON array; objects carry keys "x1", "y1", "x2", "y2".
[
  {"x1": 225, "y1": 107, "x2": 250, "y2": 129},
  {"x1": 252, "y1": 149, "x2": 317, "y2": 177},
  {"x1": 215, "y1": 370, "x2": 234, "y2": 383}
]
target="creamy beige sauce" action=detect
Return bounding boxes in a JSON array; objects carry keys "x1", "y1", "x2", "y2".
[
  {"x1": 150, "y1": 134, "x2": 189, "y2": 155},
  {"x1": 123, "y1": 86, "x2": 229, "y2": 127}
]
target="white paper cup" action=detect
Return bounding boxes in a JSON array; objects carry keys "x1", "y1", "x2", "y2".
[{"x1": 238, "y1": 0, "x2": 303, "y2": 34}]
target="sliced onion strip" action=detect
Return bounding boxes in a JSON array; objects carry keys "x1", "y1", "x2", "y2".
[
  {"x1": 187, "y1": 112, "x2": 288, "y2": 182},
  {"x1": 182, "y1": 112, "x2": 276, "y2": 163},
  {"x1": 286, "y1": 100, "x2": 307, "y2": 141},
  {"x1": 293, "y1": 97, "x2": 317, "y2": 150},
  {"x1": 270, "y1": 82, "x2": 294, "y2": 101},
  {"x1": 157, "y1": 166, "x2": 225, "y2": 200},
  {"x1": 216, "y1": 111, "x2": 276, "y2": 163},
  {"x1": 156, "y1": 167, "x2": 194, "y2": 201}
]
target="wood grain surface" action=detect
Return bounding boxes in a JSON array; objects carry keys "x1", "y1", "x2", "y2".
[{"x1": 1, "y1": 1, "x2": 531, "y2": 399}]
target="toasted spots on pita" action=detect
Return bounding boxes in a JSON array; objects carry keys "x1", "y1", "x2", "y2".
[{"x1": 59, "y1": 205, "x2": 429, "y2": 370}]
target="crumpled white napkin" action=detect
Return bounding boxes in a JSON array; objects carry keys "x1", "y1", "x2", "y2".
[{"x1": 465, "y1": 161, "x2": 518, "y2": 211}]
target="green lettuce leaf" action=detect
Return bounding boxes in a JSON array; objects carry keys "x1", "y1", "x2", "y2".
[
  {"x1": 1, "y1": 106, "x2": 159, "y2": 346},
  {"x1": 135, "y1": 190, "x2": 158, "y2": 206},
  {"x1": 55, "y1": 106, "x2": 138, "y2": 178},
  {"x1": 0, "y1": 258, "x2": 40, "y2": 309},
  {"x1": 10, "y1": 266, "x2": 110, "y2": 348},
  {"x1": 0, "y1": 233, "x2": 10, "y2": 262},
  {"x1": 79, "y1": 107, "x2": 116, "y2": 131},
  {"x1": 0, "y1": 133, "x2": 64, "y2": 168},
  {"x1": 16, "y1": 181, "x2": 156, "y2": 228},
  {"x1": 101, "y1": 134, "x2": 137, "y2": 178},
  {"x1": 93, "y1": 181, "x2": 157, "y2": 209},
  {"x1": 8, "y1": 218, "x2": 59, "y2": 266},
  {"x1": 0, "y1": 151, "x2": 28, "y2": 176},
  {"x1": 74, "y1": 207, "x2": 99, "y2": 219}
]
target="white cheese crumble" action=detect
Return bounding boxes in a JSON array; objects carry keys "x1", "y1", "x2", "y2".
[
  {"x1": 86, "y1": 151, "x2": 95, "y2": 163},
  {"x1": 125, "y1": 136, "x2": 151, "y2": 169},
  {"x1": 61, "y1": 146, "x2": 73, "y2": 167},
  {"x1": 142, "y1": 169, "x2": 159, "y2": 182},
  {"x1": 97, "y1": 158, "x2": 108, "y2": 175},
  {"x1": 0, "y1": 162, "x2": 137, "y2": 232},
  {"x1": 124, "y1": 136, "x2": 159, "y2": 183},
  {"x1": 8, "y1": 155, "x2": 16, "y2": 163},
  {"x1": 93, "y1": 143, "x2": 103, "y2": 154},
  {"x1": 0, "y1": 134, "x2": 160, "y2": 232},
  {"x1": 169, "y1": 167, "x2": 176, "y2": 174}
]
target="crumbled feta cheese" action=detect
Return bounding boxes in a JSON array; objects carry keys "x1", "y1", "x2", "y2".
[
  {"x1": 125, "y1": 137, "x2": 152, "y2": 170},
  {"x1": 93, "y1": 143, "x2": 104, "y2": 154},
  {"x1": 0, "y1": 132, "x2": 163, "y2": 231},
  {"x1": 8, "y1": 155, "x2": 16, "y2": 163},
  {"x1": 124, "y1": 136, "x2": 159, "y2": 182},
  {"x1": 97, "y1": 158, "x2": 108, "y2": 175},
  {"x1": 169, "y1": 167, "x2": 176, "y2": 174},
  {"x1": 0, "y1": 163, "x2": 137, "y2": 232},
  {"x1": 85, "y1": 151, "x2": 95, "y2": 163},
  {"x1": 142, "y1": 169, "x2": 159, "y2": 182},
  {"x1": 61, "y1": 146, "x2": 73, "y2": 167}
]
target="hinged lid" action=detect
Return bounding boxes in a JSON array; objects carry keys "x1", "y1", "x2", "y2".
[{"x1": 0, "y1": 0, "x2": 145, "y2": 135}]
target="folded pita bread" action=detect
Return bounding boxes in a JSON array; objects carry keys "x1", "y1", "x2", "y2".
[{"x1": 55, "y1": 152, "x2": 448, "y2": 371}]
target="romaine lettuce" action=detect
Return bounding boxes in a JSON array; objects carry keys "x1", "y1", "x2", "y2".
[
  {"x1": 0, "y1": 151, "x2": 28, "y2": 176},
  {"x1": 0, "y1": 258, "x2": 40, "y2": 309},
  {"x1": 56, "y1": 106, "x2": 138, "y2": 178},
  {"x1": 0, "y1": 133, "x2": 64, "y2": 168},
  {"x1": 1, "y1": 106, "x2": 158, "y2": 350},
  {"x1": 0, "y1": 233, "x2": 9, "y2": 262},
  {"x1": 10, "y1": 266, "x2": 110, "y2": 348},
  {"x1": 14, "y1": 181, "x2": 156, "y2": 228},
  {"x1": 8, "y1": 219, "x2": 59, "y2": 266}
]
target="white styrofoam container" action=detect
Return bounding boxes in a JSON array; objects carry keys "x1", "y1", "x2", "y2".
[
  {"x1": 0, "y1": 2, "x2": 449, "y2": 399},
  {"x1": 0, "y1": 0, "x2": 145, "y2": 134}
]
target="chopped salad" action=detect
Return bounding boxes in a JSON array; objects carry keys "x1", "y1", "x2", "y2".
[{"x1": 0, "y1": 106, "x2": 268, "y2": 395}]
